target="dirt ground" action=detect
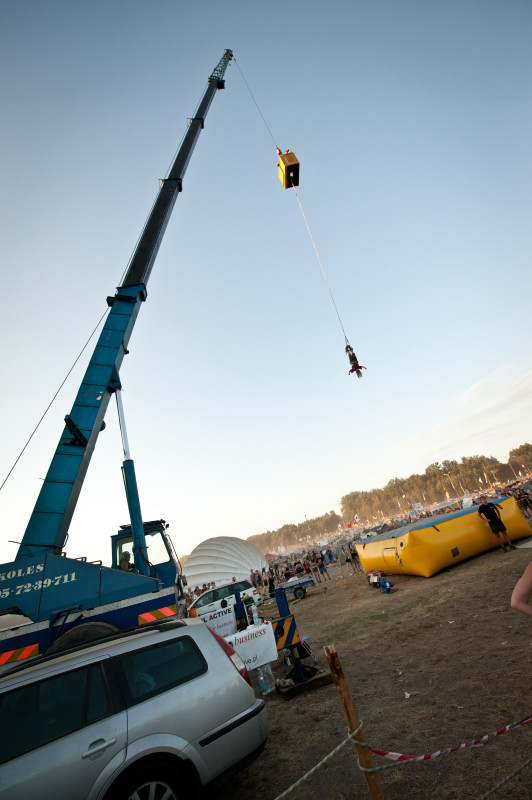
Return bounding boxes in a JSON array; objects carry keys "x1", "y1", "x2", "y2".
[{"x1": 214, "y1": 543, "x2": 532, "y2": 800}]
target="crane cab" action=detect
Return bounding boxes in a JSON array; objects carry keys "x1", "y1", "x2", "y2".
[
  {"x1": 277, "y1": 150, "x2": 299, "y2": 189},
  {"x1": 111, "y1": 519, "x2": 178, "y2": 584}
]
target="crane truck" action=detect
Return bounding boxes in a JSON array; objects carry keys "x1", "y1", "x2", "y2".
[{"x1": 0, "y1": 48, "x2": 233, "y2": 670}]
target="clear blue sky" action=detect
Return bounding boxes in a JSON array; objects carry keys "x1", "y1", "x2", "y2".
[{"x1": 1, "y1": 0, "x2": 531, "y2": 563}]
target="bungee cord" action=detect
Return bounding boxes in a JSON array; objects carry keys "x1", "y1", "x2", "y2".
[{"x1": 234, "y1": 57, "x2": 366, "y2": 379}]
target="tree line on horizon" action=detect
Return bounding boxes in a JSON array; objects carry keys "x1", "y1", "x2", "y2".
[{"x1": 247, "y1": 443, "x2": 532, "y2": 556}]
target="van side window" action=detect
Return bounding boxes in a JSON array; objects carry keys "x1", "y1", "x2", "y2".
[
  {"x1": 115, "y1": 637, "x2": 207, "y2": 707},
  {"x1": 214, "y1": 586, "x2": 230, "y2": 601},
  {"x1": 0, "y1": 663, "x2": 111, "y2": 763},
  {"x1": 194, "y1": 590, "x2": 213, "y2": 608}
]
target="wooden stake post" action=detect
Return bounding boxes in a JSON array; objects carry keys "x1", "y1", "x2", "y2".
[{"x1": 324, "y1": 644, "x2": 386, "y2": 800}]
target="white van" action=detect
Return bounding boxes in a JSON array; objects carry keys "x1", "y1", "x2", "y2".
[{"x1": 188, "y1": 580, "x2": 262, "y2": 618}]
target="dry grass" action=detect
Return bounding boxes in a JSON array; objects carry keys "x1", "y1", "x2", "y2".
[{"x1": 213, "y1": 545, "x2": 532, "y2": 800}]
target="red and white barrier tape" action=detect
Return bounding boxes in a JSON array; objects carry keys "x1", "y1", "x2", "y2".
[{"x1": 369, "y1": 716, "x2": 532, "y2": 766}]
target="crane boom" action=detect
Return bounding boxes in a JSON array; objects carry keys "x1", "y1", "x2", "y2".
[
  {"x1": 123, "y1": 51, "x2": 232, "y2": 288},
  {"x1": 16, "y1": 49, "x2": 233, "y2": 560}
]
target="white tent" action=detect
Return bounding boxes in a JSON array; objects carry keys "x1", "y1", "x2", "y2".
[{"x1": 183, "y1": 536, "x2": 269, "y2": 589}]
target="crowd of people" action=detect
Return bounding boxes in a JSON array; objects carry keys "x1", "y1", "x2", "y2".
[
  {"x1": 507, "y1": 483, "x2": 532, "y2": 518},
  {"x1": 184, "y1": 581, "x2": 216, "y2": 606},
  {"x1": 248, "y1": 542, "x2": 365, "y2": 597},
  {"x1": 182, "y1": 542, "x2": 367, "y2": 607},
  {"x1": 356, "y1": 480, "x2": 532, "y2": 536}
]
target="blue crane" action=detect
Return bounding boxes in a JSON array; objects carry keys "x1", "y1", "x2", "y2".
[{"x1": 0, "y1": 49, "x2": 233, "y2": 667}]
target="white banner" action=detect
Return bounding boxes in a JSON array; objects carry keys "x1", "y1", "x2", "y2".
[
  {"x1": 198, "y1": 606, "x2": 238, "y2": 637},
  {"x1": 225, "y1": 621, "x2": 278, "y2": 671}
]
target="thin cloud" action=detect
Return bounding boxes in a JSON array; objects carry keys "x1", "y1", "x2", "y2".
[
  {"x1": 457, "y1": 364, "x2": 529, "y2": 409},
  {"x1": 398, "y1": 368, "x2": 532, "y2": 464}
]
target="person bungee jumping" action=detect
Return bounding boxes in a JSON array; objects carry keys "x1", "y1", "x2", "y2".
[{"x1": 345, "y1": 344, "x2": 366, "y2": 379}]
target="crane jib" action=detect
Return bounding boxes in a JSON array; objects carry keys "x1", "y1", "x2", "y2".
[
  {"x1": 122, "y1": 48, "x2": 233, "y2": 289},
  {"x1": 14, "y1": 49, "x2": 233, "y2": 567}
]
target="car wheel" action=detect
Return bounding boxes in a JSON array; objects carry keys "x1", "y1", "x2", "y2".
[
  {"x1": 293, "y1": 586, "x2": 306, "y2": 600},
  {"x1": 46, "y1": 621, "x2": 119, "y2": 654},
  {"x1": 116, "y1": 761, "x2": 188, "y2": 800}
]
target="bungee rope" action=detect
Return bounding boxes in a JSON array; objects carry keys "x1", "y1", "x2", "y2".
[{"x1": 234, "y1": 57, "x2": 365, "y2": 378}]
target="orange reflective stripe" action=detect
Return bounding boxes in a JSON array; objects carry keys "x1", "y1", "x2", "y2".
[
  {"x1": 158, "y1": 606, "x2": 177, "y2": 618},
  {"x1": 0, "y1": 650, "x2": 14, "y2": 665},
  {"x1": 18, "y1": 644, "x2": 39, "y2": 660},
  {"x1": 138, "y1": 605, "x2": 177, "y2": 625},
  {"x1": 0, "y1": 643, "x2": 39, "y2": 665}
]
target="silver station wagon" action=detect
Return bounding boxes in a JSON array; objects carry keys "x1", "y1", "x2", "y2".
[{"x1": 0, "y1": 618, "x2": 268, "y2": 799}]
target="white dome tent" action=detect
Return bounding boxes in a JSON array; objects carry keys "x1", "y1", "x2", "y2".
[{"x1": 183, "y1": 536, "x2": 268, "y2": 589}]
